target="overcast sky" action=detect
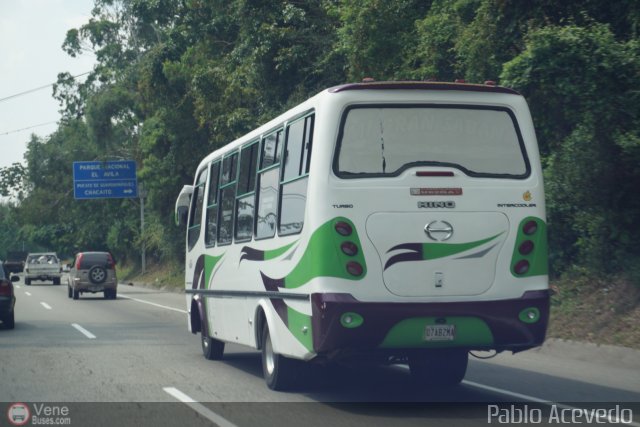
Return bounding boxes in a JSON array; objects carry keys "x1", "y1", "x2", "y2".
[{"x1": 0, "y1": 0, "x2": 96, "y2": 170}]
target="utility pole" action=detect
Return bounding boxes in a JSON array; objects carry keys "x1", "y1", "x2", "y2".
[{"x1": 139, "y1": 182, "x2": 147, "y2": 275}]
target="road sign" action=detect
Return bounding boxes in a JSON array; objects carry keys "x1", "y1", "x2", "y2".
[{"x1": 73, "y1": 160, "x2": 138, "y2": 199}]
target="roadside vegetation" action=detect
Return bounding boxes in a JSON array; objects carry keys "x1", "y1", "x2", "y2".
[{"x1": 1, "y1": 0, "x2": 639, "y2": 346}]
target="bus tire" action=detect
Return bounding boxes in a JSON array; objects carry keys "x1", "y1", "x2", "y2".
[
  {"x1": 409, "y1": 349, "x2": 468, "y2": 386},
  {"x1": 261, "y1": 324, "x2": 298, "y2": 391},
  {"x1": 201, "y1": 332, "x2": 224, "y2": 360}
]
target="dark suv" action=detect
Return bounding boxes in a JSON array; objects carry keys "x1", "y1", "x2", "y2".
[
  {"x1": 1, "y1": 262, "x2": 19, "y2": 329},
  {"x1": 67, "y1": 252, "x2": 117, "y2": 300}
]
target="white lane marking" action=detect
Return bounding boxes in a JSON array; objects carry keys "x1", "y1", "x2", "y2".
[
  {"x1": 163, "y1": 387, "x2": 238, "y2": 427},
  {"x1": 15, "y1": 285, "x2": 21, "y2": 289},
  {"x1": 25, "y1": 292, "x2": 31, "y2": 296},
  {"x1": 463, "y1": 380, "x2": 548, "y2": 403},
  {"x1": 119, "y1": 294, "x2": 187, "y2": 314},
  {"x1": 71, "y1": 323, "x2": 97, "y2": 339},
  {"x1": 40, "y1": 302, "x2": 52, "y2": 310},
  {"x1": 463, "y1": 380, "x2": 640, "y2": 427}
]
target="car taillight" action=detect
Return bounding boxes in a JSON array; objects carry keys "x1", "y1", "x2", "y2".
[
  {"x1": 107, "y1": 253, "x2": 116, "y2": 269},
  {"x1": 76, "y1": 253, "x2": 84, "y2": 269},
  {"x1": 0, "y1": 281, "x2": 12, "y2": 296}
]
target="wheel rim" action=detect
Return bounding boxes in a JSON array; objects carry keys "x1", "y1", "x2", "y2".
[
  {"x1": 202, "y1": 334, "x2": 209, "y2": 349},
  {"x1": 91, "y1": 269, "x2": 106, "y2": 282},
  {"x1": 264, "y1": 333, "x2": 275, "y2": 375}
]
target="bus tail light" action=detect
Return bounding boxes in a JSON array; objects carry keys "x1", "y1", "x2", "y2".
[
  {"x1": 331, "y1": 217, "x2": 366, "y2": 279},
  {"x1": 518, "y1": 240, "x2": 534, "y2": 255},
  {"x1": 519, "y1": 307, "x2": 540, "y2": 323},
  {"x1": 341, "y1": 312, "x2": 364, "y2": 328},
  {"x1": 335, "y1": 221, "x2": 353, "y2": 236},
  {"x1": 513, "y1": 260, "x2": 530, "y2": 275},
  {"x1": 511, "y1": 217, "x2": 547, "y2": 278},
  {"x1": 346, "y1": 261, "x2": 364, "y2": 277},
  {"x1": 523, "y1": 220, "x2": 538, "y2": 235},
  {"x1": 341, "y1": 241, "x2": 358, "y2": 256}
]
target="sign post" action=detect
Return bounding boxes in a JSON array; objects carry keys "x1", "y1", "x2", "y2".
[
  {"x1": 73, "y1": 160, "x2": 145, "y2": 273},
  {"x1": 73, "y1": 160, "x2": 138, "y2": 199}
]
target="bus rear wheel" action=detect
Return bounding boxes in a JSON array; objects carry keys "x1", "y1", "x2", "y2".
[
  {"x1": 261, "y1": 324, "x2": 299, "y2": 391},
  {"x1": 201, "y1": 331, "x2": 224, "y2": 360},
  {"x1": 409, "y1": 349, "x2": 468, "y2": 386}
]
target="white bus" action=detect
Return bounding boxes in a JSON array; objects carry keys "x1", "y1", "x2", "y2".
[{"x1": 175, "y1": 81, "x2": 550, "y2": 390}]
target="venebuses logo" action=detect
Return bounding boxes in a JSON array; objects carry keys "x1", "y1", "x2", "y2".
[{"x1": 7, "y1": 402, "x2": 30, "y2": 426}]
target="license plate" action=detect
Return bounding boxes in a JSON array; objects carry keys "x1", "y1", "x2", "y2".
[{"x1": 424, "y1": 324, "x2": 456, "y2": 341}]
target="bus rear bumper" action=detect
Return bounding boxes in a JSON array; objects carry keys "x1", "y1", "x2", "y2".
[{"x1": 310, "y1": 290, "x2": 550, "y2": 355}]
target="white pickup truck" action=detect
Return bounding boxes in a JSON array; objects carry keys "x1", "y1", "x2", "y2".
[{"x1": 24, "y1": 252, "x2": 62, "y2": 285}]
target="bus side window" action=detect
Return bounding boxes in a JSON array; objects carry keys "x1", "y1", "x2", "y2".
[
  {"x1": 256, "y1": 168, "x2": 279, "y2": 239},
  {"x1": 205, "y1": 161, "x2": 221, "y2": 247},
  {"x1": 235, "y1": 142, "x2": 259, "y2": 242},
  {"x1": 279, "y1": 114, "x2": 313, "y2": 236},
  {"x1": 260, "y1": 130, "x2": 282, "y2": 169},
  {"x1": 218, "y1": 153, "x2": 238, "y2": 246},
  {"x1": 302, "y1": 115, "x2": 314, "y2": 173},
  {"x1": 188, "y1": 168, "x2": 208, "y2": 251}
]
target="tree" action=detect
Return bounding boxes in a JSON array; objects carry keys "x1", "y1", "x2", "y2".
[{"x1": 502, "y1": 23, "x2": 640, "y2": 275}]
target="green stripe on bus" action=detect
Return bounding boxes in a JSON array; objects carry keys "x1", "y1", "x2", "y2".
[
  {"x1": 510, "y1": 217, "x2": 548, "y2": 277},
  {"x1": 422, "y1": 233, "x2": 503, "y2": 260},
  {"x1": 287, "y1": 306, "x2": 313, "y2": 352},
  {"x1": 264, "y1": 241, "x2": 297, "y2": 260},
  {"x1": 284, "y1": 217, "x2": 367, "y2": 289},
  {"x1": 380, "y1": 317, "x2": 494, "y2": 348},
  {"x1": 204, "y1": 253, "x2": 224, "y2": 289}
]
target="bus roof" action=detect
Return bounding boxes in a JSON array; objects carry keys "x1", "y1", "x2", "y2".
[{"x1": 328, "y1": 81, "x2": 520, "y2": 95}]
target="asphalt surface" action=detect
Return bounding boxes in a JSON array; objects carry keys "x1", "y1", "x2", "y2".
[{"x1": 1, "y1": 274, "x2": 639, "y2": 427}]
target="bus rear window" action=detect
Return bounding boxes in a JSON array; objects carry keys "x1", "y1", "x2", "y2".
[{"x1": 334, "y1": 105, "x2": 529, "y2": 178}]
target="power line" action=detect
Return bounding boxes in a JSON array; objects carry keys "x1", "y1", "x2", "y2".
[
  {"x1": 0, "y1": 71, "x2": 92, "y2": 103},
  {"x1": 0, "y1": 121, "x2": 59, "y2": 136}
]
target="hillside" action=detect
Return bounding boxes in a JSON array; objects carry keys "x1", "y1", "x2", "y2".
[{"x1": 549, "y1": 274, "x2": 640, "y2": 349}]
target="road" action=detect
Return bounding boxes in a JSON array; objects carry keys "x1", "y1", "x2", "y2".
[{"x1": 1, "y1": 274, "x2": 639, "y2": 427}]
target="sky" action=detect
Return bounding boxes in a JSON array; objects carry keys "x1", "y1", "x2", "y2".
[{"x1": 0, "y1": 0, "x2": 97, "y2": 170}]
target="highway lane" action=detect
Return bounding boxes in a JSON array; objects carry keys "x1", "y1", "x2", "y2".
[{"x1": 1, "y1": 274, "x2": 639, "y2": 426}]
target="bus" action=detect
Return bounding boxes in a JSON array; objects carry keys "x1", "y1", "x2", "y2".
[{"x1": 175, "y1": 80, "x2": 550, "y2": 390}]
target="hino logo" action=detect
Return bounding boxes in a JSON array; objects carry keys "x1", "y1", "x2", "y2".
[
  {"x1": 425, "y1": 221, "x2": 454, "y2": 241},
  {"x1": 418, "y1": 201, "x2": 456, "y2": 209}
]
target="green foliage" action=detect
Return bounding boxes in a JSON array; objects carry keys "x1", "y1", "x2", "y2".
[
  {"x1": 332, "y1": 0, "x2": 430, "y2": 80},
  {"x1": 502, "y1": 23, "x2": 640, "y2": 277},
  {"x1": 0, "y1": 163, "x2": 27, "y2": 200}
]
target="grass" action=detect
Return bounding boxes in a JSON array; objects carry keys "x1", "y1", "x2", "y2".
[
  {"x1": 119, "y1": 260, "x2": 184, "y2": 292},
  {"x1": 548, "y1": 269, "x2": 640, "y2": 349}
]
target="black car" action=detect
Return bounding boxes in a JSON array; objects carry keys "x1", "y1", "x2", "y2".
[{"x1": 0, "y1": 262, "x2": 19, "y2": 329}]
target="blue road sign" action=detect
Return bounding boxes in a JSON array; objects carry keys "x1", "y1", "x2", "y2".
[{"x1": 73, "y1": 160, "x2": 138, "y2": 199}]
